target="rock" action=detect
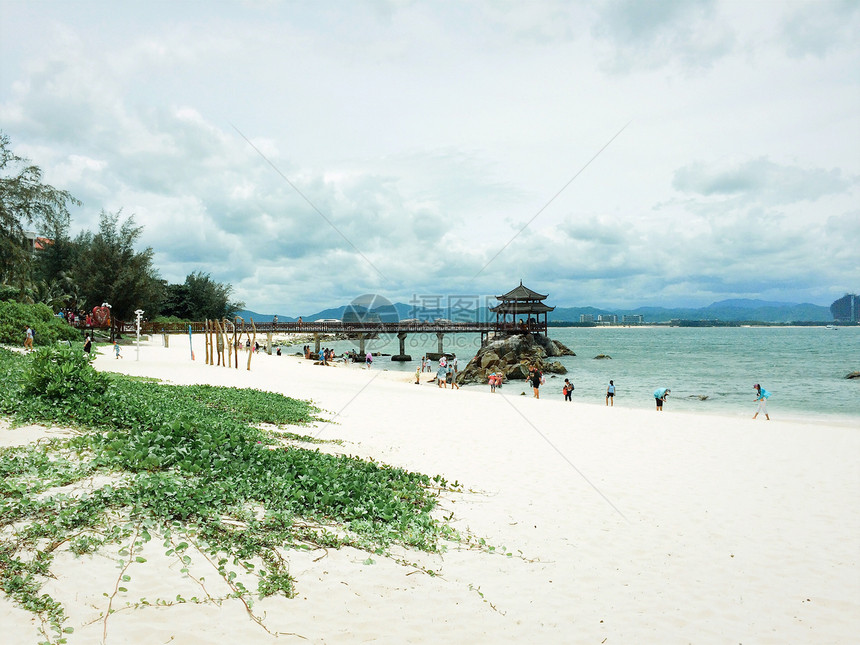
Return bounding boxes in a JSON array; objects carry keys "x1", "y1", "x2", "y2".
[
  {"x1": 594, "y1": 354, "x2": 612, "y2": 359},
  {"x1": 480, "y1": 351, "x2": 500, "y2": 369},
  {"x1": 846, "y1": 371, "x2": 860, "y2": 379},
  {"x1": 687, "y1": 394, "x2": 709, "y2": 400},
  {"x1": 391, "y1": 354, "x2": 412, "y2": 361},
  {"x1": 456, "y1": 333, "x2": 573, "y2": 384}
]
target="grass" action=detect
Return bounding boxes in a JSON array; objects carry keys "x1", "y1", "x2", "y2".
[{"x1": 0, "y1": 346, "x2": 464, "y2": 643}]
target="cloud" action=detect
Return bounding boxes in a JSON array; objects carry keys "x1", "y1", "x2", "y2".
[
  {"x1": 780, "y1": 0, "x2": 860, "y2": 59},
  {"x1": 672, "y1": 158, "x2": 855, "y2": 204},
  {"x1": 591, "y1": 0, "x2": 736, "y2": 73}
]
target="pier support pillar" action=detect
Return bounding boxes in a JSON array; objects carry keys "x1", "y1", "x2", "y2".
[
  {"x1": 266, "y1": 331, "x2": 273, "y2": 355},
  {"x1": 314, "y1": 333, "x2": 320, "y2": 353},
  {"x1": 392, "y1": 331, "x2": 411, "y2": 361},
  {"x1": 358, "y1": 333, "x2": 366, "y2": 355},
  {"x1": 436, "y1": 332, "x2": 445, "y2": 354}
]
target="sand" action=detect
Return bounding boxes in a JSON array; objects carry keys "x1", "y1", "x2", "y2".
[{"x1": 2, "y1": 337, "x2": 859, "y2": 644}]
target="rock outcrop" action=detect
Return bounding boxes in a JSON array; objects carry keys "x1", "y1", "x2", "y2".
[
  {"x1": 456, "y1": 333, "x2": 574, "y2": 385},
  {"x1": 846, "y1": 371, "x2": 860, "y2": 379}
]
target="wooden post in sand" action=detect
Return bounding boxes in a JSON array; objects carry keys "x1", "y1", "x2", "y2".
[
  {"x1": 246, "y1": 318, "x2": 256, "y2": 371},
  {"x1": 233, "y1": 316, "x2": 241, "y2": 369},
  {"x1": 214, "y1": 319, "x2": 225, "y2": 366},
  {"x1": 204, "y1": 320, "x2": 211, "y2": 365}
]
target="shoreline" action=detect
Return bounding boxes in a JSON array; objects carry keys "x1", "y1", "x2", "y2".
[{"x1": 2, "y1": 339, "x2": 858, "y2": 643}]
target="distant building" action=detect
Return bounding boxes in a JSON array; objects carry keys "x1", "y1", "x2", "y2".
[
  {"x1": 598, "y1": 314, "x2": 617, "y2": 324},
  {"x1": 580, "y1": 314, "x2": 594, "y2": 323},
  {"x1": 622, "y1": 314, "x2": 644, "y2": 324}
]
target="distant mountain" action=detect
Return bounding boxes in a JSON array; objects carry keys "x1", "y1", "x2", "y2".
[
  {"x1": 233, "y1": 309, "x2": 297, "y2": 323},
  {"x1": 242, "y1": 298, "x2": 832, "y2": 325}
]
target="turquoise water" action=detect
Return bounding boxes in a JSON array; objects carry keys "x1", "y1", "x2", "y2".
[{"x1": 284, "y1": 327, "x2": 860, "y2": 421}]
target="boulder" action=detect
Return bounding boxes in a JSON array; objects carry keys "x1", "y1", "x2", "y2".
[
  {"x1": 456, "y1": 333, "x2": 573, "y2": 384},
  {"x1": 846, "y1": 371, "x2": 860, "y2": 379},
  {"x1": 594, "y1": 354, "x2": 612, "y2": 359}
]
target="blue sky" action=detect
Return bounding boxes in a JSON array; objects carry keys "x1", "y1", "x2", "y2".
[{"x1": 1, "y1": 0, "x2": 858, "y2": 315}]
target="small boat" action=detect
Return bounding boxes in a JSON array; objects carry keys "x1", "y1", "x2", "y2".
[{"x1": 825, "y1": 325, "x2": 838, "y2": 330}]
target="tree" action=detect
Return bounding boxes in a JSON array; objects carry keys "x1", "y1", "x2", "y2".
[
  {"x1": 71, "y1": 210, "x2": 163, "y2": 321},
  {"x1": 0, "y1": 132, "x2": 80, "y2": 288},
  {"x1": 159, "y1": 271, "x2": 244, "y2": 321}
]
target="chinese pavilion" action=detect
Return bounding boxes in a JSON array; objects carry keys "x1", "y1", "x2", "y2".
[{"x1": 490, "y1": 281, "x2": 555, "y2": 336}]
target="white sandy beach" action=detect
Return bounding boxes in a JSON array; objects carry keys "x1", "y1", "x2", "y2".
[{"x1": 2, "y1": 337, "x2": 859, "y2": 644}]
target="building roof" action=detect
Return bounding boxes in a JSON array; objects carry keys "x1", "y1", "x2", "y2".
[{"x1": 495, "y1": 280, "x2": 548, "y2": 301}]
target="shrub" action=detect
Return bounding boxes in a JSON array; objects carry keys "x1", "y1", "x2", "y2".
[
  {"x1": 0, "y1": 300, "x2": 81, "y2": 346},
  {"x1": 22, "y1": 345, "x2": 108, "y2": 403}
]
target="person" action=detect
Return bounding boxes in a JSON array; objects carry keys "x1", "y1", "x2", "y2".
[
  {"x1": 83, "y1": 333, "x2": 92, "y2": 354},
  {"x1": 276, "y1": 347, "x2": 281, "y2": 356},
  {"x1": 23, "y1": 326, "x2": 34, "y2": 350},
  {"x1": 654, "y1": 387, "x2": 670, "y2": 411},
  {"x1": 530, "y1": 365, "x2": 542, "y2": 399},
  {"x1": 439, "y1": 355, "x2": 447, "y2": 369},
  {"x1": 489, "y1": 372, "x2": 497, "y2": 393},
  {"x1": 446, "y1": 364, "x2": 459, "y2": 390},
  {"x1": 451, "y1": 354, "x2": 458, "y2": 375},
  {"x1": 420, "y1": 355, "x2": 427, "y2": 372},
  {"x1": 563, "y1": 378, "x2": 573, "y2": 402},
  {"x1": 436, "y1": 361, "x2": 447, "y2": 388},
  {"x1": 415, "y1": 365, "x2": 421, "y2": 384},
  {"x1": 425, "y1": 356, "x2": 432, "y2": 372},
  {"x1": 753, "y1": 384, "x2": 771, "y2": 420},
  {"x1": 319, "y1": 348, "x2": 326, "y2": 365},
  {"x1": 114, "y1": 341, "x2": 122, "y2": 359},
  {"x1": 365, "y1": 352, "x2": 373, "y2": 368},
  {"x1": 606, "y1": 380, "x2": 615, "y2": 406}
]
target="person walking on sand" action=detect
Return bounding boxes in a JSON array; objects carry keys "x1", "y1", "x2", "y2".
[
  {"x1": 489, "y1": 372, "x2": 497, "y2": 393},
  {"x1": 753, "y1": 384, "x2": 771, "y2": 420},
  {"x1": 113, "y1": 341, "x2": 122, "y2": 359},
  {"x1": 654, "y1": 387, "x2": 670, "y2": 411},
  {"x1": 563, "y1": 378, "x2": 573, "y2": 402},
  {"x1": 365, "y1": 352, "x2": 373, "y2": 369},
  {"x1": 415, "y1": 365, "x2": 421, "y2": 384},
  {"x1": 606, "y1": 380, "x2": 615, "y2": 406},
  {"x1": 529, "y1": 365, "x2": 543, "y2": 399},
  {"x1": 420, "y1": 355, "x2": 426, "y2": 372},
  {"x1": 447, "y1": 364, "x2": 459, "y2": 390},
  {"x1": 436, "y1": 361, "x2": 447, "y2": 388}
]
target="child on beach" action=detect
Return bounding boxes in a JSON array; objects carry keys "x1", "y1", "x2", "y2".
[
  {"x1": 114, "y1": 342, "x2": 122, "y2": 359},
  {"x1": 753, "y1": 384, "x2": 771, "y2": 420},
  {"x1": 563, "y1": 379, "x2": 573, "y2": 401},
  {"x1": 489, "y1": 373, "x2": 496, "y2": 393},
  {"x1": 415, "y1": 365, "x2": 421, "y2": 384},
  {"x1": 606, "y1": 380, "x2": 615, "y2": 406}
]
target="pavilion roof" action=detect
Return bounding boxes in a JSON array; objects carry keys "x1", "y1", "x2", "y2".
[
  {"x1": 489, "y1": 301, "x2": 555, "y2": 314},
  {"x1": 496, "y1": 280, "x2": 548, "y2": 301}
]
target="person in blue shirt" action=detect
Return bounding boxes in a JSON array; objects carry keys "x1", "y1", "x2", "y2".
[
  {"x1": 654, "y1": 387, "x2": 670, "y2": 411},
  {"x1": 753, "y1": 384, "x2": 771, "y2": 420}
]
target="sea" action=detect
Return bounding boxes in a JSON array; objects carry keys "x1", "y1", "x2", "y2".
[{"x1": 282, "y1": 326, "x2": 860, "y2": 422}]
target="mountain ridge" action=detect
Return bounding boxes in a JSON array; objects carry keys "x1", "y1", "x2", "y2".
[{"x1": 236, "y1": 298, "x2": 832, "y2": 324}]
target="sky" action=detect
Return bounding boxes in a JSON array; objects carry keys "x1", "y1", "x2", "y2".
[{"x1": 1, "y1": 0, "x2": 858, "y2": 316}]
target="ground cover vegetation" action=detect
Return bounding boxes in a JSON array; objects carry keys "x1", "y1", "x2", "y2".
[
  {"x1": 1, "y1": 132, "x2": 242, "y2": 324},
  {"x1": 0, "y1": 347, "x2": 464, "y2": 643}
]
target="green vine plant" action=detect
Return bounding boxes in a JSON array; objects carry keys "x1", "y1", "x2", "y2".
[{"x1": 0, "y1": 347, "x2": 481, "y2": 643}]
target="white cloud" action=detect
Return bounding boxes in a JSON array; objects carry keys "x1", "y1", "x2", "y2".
[{"x1": 1, "y1": 1, "x2": 858, "y2": 314}]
